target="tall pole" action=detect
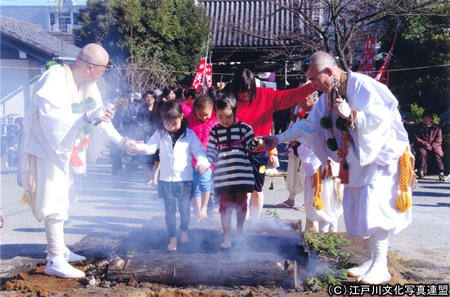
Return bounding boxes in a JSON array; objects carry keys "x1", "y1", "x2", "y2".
[{"x1": 202, "y1": 34, "x2": 210, "y2": 87}]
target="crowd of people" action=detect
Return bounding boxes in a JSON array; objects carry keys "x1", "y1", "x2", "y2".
[
  {"x1": 401, "y1": 108, "x2": 445, "y2": 180},
  {"x1": 15, "y1": 43, "x2": 445, "y2": 285}
]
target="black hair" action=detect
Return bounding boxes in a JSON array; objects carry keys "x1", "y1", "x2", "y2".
[
  {"x1": 143, "y1": 90, "x2": 155, "y2": 98},
  {"x1": 162, "y1": 86, "x2": 176, "y2": 100},
  {"x1": 214, "y1": 92, "x2": 238, "y2": 116},
  {"x1": 194, "y1": 94, "x2": 214, "y2": 111},
  {"x1": 14, "y1": 117, "x2": 23, "y2": 129},
  {"x1": 231, "y1": 68, "x2": 257, "y2": 104},
  {"x1": 175, "y1": 85, "x2": 187, "y2": 101},
  {"x1": 207, "y1": 86, "x2": 220, "y2": 100},
  {"x1": 421, "y1": 109, "x2": 433, "y2": 119},
  {"x1": 184, "y1": 88, "x2": 201, "y2": 101},
  {"x1": 155, "y1": 100, "x2": 187, "y2": 136}
]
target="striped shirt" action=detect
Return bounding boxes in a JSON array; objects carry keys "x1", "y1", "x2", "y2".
[{"x1": 207, "y1": 121, "x2": 256, "y2": 194}]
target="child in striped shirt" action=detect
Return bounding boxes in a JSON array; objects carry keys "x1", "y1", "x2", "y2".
[{"x1": 207, "y1": 93, "x2": 258, "y2": 248}]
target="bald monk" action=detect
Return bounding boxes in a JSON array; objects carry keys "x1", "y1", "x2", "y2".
[{"x1": 19, "y1": 43, "x2": 132, "y2": 278}]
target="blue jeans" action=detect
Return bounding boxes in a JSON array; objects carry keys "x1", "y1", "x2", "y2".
[{"x1": 158, "y1": 181, "x2": 193, "y2": 238}]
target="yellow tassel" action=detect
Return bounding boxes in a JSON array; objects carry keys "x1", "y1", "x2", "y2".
[
  {"x1": 28, "y1": 154, "x2": 37, "y2": 193},
  {"x1": 395, "y1": 148, "x2": 413, "y2": 212},
  {"x1": 20, "y1": 190, "x2": 29, "y2": 204},
  {"x1": 312, "y1": 169, "x2": 324, "y2": 210},
  {"x1": 20, "y1": 154, "x2": 37, "y2": 205}
]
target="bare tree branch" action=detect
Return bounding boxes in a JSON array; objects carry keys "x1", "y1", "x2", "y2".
[{"x1": 106, "y1": 52, "x2": 178, "y2": 93}]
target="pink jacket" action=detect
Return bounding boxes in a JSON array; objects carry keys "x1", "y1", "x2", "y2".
[
  {"x1": 181, "y1": 101, "x2": 192, "y2": 117},
  {"x1": 186, "y1": 109, "x2": 218, "y2": 167}
]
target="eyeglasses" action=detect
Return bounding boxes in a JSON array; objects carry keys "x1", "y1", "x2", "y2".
[{"x1": 78, "y1": 56, "x2": 112, "y2": 70}]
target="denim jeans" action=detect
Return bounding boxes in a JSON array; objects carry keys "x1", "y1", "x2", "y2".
[{"x1": 158, "y1": 180, "x2": 193, "y2": 238}]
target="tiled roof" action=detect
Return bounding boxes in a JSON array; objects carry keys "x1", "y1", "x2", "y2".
[
  {"x1": 199, "y1": 0, "x2": 299, "y2": 48},
  {"x1": 0, "y1": 15, "x2": 80, "y2": 59}
]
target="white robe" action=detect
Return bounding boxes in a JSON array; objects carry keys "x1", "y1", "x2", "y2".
[
  {"x1": 20, "y1": 65, "x2": 123, "y2": 221},
  {"x1": 285, "y1": 155, "x2": 304, "y2": 194},
  {"x1": 277, "y1": 71, "x2": 412, "y2": 238},
  {"x1": 297, "y1": 145, "x2": 343, "y2": 226},
  {"x1": 285, "y1": 105, "x2": 305, "y2": 195}
]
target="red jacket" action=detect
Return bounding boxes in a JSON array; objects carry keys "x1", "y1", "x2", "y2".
[
  {"x1": 414, "y1": 123, "x2": 444, "y2": 157},
  {"x1": 236, "y1": 82, "x2": 316, "y2": 136}
]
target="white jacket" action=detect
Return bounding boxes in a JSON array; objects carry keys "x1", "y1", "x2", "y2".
[{"x1": 142, "y1": 128, "x2": 210, "y2": 182}]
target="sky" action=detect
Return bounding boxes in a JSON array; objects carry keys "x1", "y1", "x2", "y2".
[{"x1": 0, "y1": 0, "x2": 87, "y2": 6}]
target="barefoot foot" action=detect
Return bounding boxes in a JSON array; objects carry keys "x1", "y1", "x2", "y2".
[
  {"x1": 180, "y1": 231, "x2": 189, "y2": 244},
  {"x1": 221, "y1": 233, "x2": 232, "y2": 248},
  {"x1": 167, "y1": 237, "x2": 177, "y2": 251},
  {"x1": 236, "y1": 230, "x2": 245, "y2": 243}
]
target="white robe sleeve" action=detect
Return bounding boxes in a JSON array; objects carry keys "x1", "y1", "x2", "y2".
[
  {"x1": 276, "y1": 93, "x2": 340, "y2": 165},
  {"x1": 346, "y1": 71, "x2": 409, "y2": 166},
  {"x1": 86, "y1": 121, "x2": 124, "y2": 165}
]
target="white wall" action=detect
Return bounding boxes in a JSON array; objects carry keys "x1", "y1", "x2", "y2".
[
  {"x1": 0, "y1": 5, "x2": 84, "y2": 33},
  {"x1": 0, "y1": 59, "x2": 36, "y2": 118}
]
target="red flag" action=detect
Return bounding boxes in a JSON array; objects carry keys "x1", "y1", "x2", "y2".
[
  {"x1": 375, "y1": 26, "x2": 399, "y2": 85},
  {"x1": 191, "y1": 58, "x2": 212, "y2": 90},
  {"x1": 358, "y1": 36, "x2": 376, "y2": 77},
  {"x1": 191, "y1": 58, "x2": 206, "y2": 90}
]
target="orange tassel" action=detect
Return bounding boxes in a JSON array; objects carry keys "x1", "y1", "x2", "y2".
[
  {"x1": 21, "y1": 154, "x2": 37, "y2": 204},
  {"x1": 312, "y1": 169, "x2": 324, "y2": 210},
  {"x1": 70, "y1": 135, "x2": 90, "y2": 167}
]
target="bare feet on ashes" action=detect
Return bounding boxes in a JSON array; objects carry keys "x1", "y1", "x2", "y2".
[
  {"x1": 167, "y1": 237, "x2": 177, "y2": 251},
  {"x1": 180, "y1": 231, "x2": 189, "y2": 244},
  {"x1": 235, "y1": 230, "x2": 245, "y2": 243},
  {"x1": 221, "y1": 233, "x2": 232, "y2": 248}
]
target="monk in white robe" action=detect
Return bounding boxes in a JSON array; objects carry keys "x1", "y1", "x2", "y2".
[
  {"x1": 19, "y1": 44, "x2": 130, "y2": 279},
  {"x1": 260, "y1": 51, "x2": 414, "y2": 284}
]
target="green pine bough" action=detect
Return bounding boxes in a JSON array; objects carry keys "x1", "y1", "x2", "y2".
[{"x1": 303, "y1": 232, "x2": 356, "y2": 288}]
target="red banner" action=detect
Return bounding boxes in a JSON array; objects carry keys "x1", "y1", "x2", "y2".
[
  {"x1": 375, "y1": 27, "x2": 399, "y2": 85},
  {"x1": 205, "y1": 62, "x2": 212, "y2": 88},
  {"x1": 191, "y1": 58, "x2": 212, "y2": 90},
  {"x1": 358, "y1": 36, "x2": 376, "y2": 77}
]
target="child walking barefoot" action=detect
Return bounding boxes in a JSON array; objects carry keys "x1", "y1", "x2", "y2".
[
  {"x1": 206, "y1": 93, "x2": 258, "y2": 248},
  {"x1": 186, "y1": 95, "x2": 218, "y2": 221},
  {"x1": 129, "y1": 100, "x2": 210, "y2": 251}
]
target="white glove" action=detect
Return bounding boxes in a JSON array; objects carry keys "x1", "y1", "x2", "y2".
[
  {"x1": 338, "y1": 101, "x2": 351, "y2": 118},
  {"x1": 85, "y1": 107, "x2": 106, "y2": 122}
]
